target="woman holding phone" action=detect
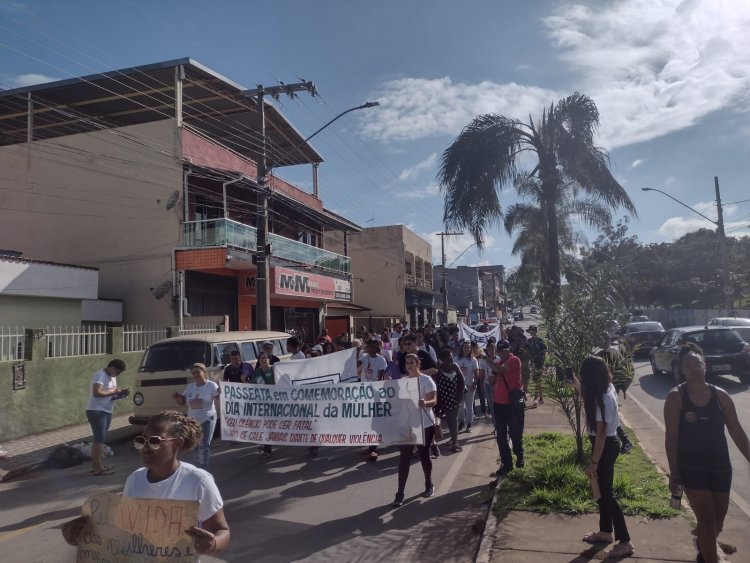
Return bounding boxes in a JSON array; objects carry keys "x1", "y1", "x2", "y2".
[{"x1": 576, "y1": 355, "x2": 634, "y2": 558}]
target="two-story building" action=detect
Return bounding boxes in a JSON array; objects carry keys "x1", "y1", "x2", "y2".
[
  {"x1": 0, "y1": 58, "x2": 359, "y2": 340},
  {"x1": 434, "y1": 264, "x2": 505, "y2": 323},
  {"x1": 325, "y1": 225, "x2": 436, "y2": 329}
]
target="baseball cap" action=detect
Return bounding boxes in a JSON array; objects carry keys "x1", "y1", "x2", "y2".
[
  {"x1": 261, "y1": 340, "x2": 274, "y2": 348},
  {"x1": 312, "y1": 344, "x2": 324, "y2": 353}
]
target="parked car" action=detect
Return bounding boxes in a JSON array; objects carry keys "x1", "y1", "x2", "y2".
[
  {"x1": 621, "y1": 322, "x2": 665, "y2": 355},
  {"x1": 649, "y1": 326, "x2": 750, "y2": 385},
  {"x1": 529, "y1": 306, "x2": 538, "y2": 314},
  {"x1": 707, "y1": 317, "x2": 750, "y2": 327},
  {"x1": 629, "y1": 315, "x2": 649, "y2": 323}
]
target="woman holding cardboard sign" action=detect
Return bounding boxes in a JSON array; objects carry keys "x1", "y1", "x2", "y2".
[{"x1": 63, "y1": 410, "x2": 230, "y2": 556}]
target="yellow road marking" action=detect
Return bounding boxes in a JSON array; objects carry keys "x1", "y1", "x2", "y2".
[{"x1": 0, "y1": 522, "x2": 44, "y2": 543}]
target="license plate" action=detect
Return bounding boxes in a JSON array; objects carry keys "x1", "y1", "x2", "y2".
[{"x1": 712, "y1": 364, "x2": 731, "y2": 372}]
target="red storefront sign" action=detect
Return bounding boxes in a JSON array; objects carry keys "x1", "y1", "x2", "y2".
[{"x1": 238, "y1": 267, "x2": 351, "y2": 301}]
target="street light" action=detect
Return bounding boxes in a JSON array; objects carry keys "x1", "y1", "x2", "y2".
[
  {"x1": 304, "y1": 101, "x2": 380, "y2": 142},
  {"x1": 642, "y1": 180, "x2": 733, "y2": 312}
]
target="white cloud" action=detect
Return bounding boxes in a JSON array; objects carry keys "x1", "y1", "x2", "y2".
[
  {"x1": 657, "y1": 215, "x2": 746, "y2": 240},
  {"x1": 421, "y1": 232, "x2": 495, "y2": 266},
  {"x1": 361, "y1": 1, "x2": 750, "y2": 149},
  {"x1": 7, "y1": 73, "x2": 58, "y2": 88},
  {"x1": 398, "y1": 152, "x2": 438, "y2": 182},
  {"x1": 395, "y1": 184, "x2": 440, "y2": 200},
  {"x1": 630, "y1": 159, "x2": 644, "y2": 168},
  {"x1": 359, "y1": 77, "x2": 559, "y2": 142}
]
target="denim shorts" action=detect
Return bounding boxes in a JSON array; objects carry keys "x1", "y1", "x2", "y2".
[{"x1": 86, "y1": 409, "x2": 112, "y2": 443}]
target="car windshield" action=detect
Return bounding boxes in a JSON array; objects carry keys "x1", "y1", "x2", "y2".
[
  {"x1": 139, "y1": 341, "x2": 211, "y2": 372},
  {"x1": 628, "y1": 322, "x2": 664, "y2": 332},
  {"x1": 683, "y1": 330, "x2": 744, "y2": 346},
  {"x1": 721, "y1": 318, "x2": 750, "y2": 326}
]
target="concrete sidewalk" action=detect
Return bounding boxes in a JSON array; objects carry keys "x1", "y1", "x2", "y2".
[
  {"x1": 0, "y1": 414, "x2": 140, "y2": 482},
  {"x1": 478, "y1": 401, "x2": 749, "y2": 562}
]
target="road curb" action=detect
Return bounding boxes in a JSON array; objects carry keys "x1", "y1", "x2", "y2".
[{"x1": 474, "y1": 480, "x2": 500, "y2": 563}]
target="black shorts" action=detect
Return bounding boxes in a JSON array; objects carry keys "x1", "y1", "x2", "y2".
[{"x1": 678, "y1": 465, "x2": 732, "y2": 493}]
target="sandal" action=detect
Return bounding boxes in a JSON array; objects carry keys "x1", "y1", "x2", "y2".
[
  {"x1": 608, "y1": 541, "x2": 634, "y2": 557},
  {"x1": 582, "y1": 531, "x2": 613, "y2": 544},
  {"x1": 91, "y1": 467, "x2": 115, "y2": 476}
]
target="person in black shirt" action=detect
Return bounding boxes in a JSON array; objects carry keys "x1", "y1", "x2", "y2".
[
  {"x1": 223, "y1": 350, "x2": 251, "y2": 383},
  {"x1": 398, "y1": 335, "x2": 437, "y2": 376}
]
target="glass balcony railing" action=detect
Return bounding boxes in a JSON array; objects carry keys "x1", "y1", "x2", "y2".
[{"x1": 182, "y1": 218, "x2": 350, "y2": 275}]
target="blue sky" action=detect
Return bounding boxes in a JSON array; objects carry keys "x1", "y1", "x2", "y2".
[{"x1": 2, "y1": 0, "x2": 749, "y2": 269}]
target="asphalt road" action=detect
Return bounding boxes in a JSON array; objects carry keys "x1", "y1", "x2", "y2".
[
  {"x1": 0, "y1": 414, "x2": 500, "y2": 562},
  {"x1": 628, "y1": 356, "x2": 750, "y2": 516}
]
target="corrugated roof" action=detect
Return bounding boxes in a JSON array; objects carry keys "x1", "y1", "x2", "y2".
[{"x1": 0, "y1": 58, "x2": 323, "y2": 167}]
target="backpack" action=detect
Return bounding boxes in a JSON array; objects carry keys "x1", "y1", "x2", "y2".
[{"x1": 45, "y1": 444, "x2": 86, "y2": 468}]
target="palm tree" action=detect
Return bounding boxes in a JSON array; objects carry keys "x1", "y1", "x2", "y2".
[
  {"x1": 504, "y1": 177, "x2": 613, "y2": 288},
  {"x1": 437, "y1": 92, "x2": 636, "y2": 304}
]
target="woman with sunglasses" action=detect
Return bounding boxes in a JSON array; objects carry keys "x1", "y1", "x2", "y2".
[
  {"x1": 173, "y1": 363, "x2": 219, "y2": 471},
  {"x1": 63, "y1": 410, "x2": 230, "y2": 556},
  {"x1": 392, "y1": 352, "x2": 438, "y2": 507}
]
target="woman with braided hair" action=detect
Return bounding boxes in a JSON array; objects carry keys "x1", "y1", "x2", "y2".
[{"x1": 62, "y1": 410, "x2": 230, "y2": 556}]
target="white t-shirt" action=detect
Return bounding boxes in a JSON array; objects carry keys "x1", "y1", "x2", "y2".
[
  {"x1": 290, "y1": 351, "x2": 306, "y2": 360},
  {"x1": 415, "y1": 373, "x2": 437, "y2": 428},
  {"x1": 590, "y1": 384, "x2": 619, "y2": 437},
  {"x1": 86, "y1": 369, "x2": 117, "y2": 413},
  {"x1": 123, "y1": 461, "x2": 223, "y2": 524},
  {"x1": 182, "y1": 381, "x2": 219, "y2": 424},
  {"x1": 360, "y1": 354, "x2": 388, "y2": 382},
  {"x1": 455, "y1": 357, "x2": 479, "y2": 388},
  {"x1": 479, "y1": 357, "x2": 499, "y2": 384}
]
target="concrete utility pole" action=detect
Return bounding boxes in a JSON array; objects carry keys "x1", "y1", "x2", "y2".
[
  {"x1": 714, "y1": 176, "x2": 733, "y2": 313},
  {"x1": 242, "y1": 81, "x2": 317, "y2": 330},
  {"x1": 438, "y1": 231, "x2": 463, "y2": 324}
]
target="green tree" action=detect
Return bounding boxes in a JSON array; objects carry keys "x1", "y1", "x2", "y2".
[{"x1": 437, "y1": 93, "x2": 636, "y2": 306}]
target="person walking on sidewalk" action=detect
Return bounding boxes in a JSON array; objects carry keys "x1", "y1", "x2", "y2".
[
  {"x1": 63, "y1": 410, "x2": 230, "y2": 557},
  {"x1": 595, "y1": 332, "x2": 634, "y2": 454},
  {"x1": 434, "y1": 347, "x2": 465, "y2": 452},
  {"x1": 392, "y1": 353, "x2": 438, "y2": 507},
  {"x1": 85, "y1": 359, "x2": 128, "y2": 476},
  {"x1": 490, "y1": 340, "x2": 525, "y2": 479},
  {"x1": 524, "y1": 326, "x2": 547, "y2": 406},
  {"x1": 456, "y1": 340, "x2": 479, "y2": 433},
  {"x1": 664, "y1": 343, "x2": 750, "y2": 563},
  {"x1": 577, "y1": 355, "x2": 634, "y2": 558},
  {"x1": 173, "y1": 363, "x2": 219, "y2": 471}
]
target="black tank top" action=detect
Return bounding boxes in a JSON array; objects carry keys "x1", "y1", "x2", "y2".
[{"x1": 676, "y1": 383, "x2": 731, "y2": 471}]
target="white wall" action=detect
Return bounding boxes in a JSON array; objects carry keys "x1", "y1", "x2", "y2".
[
  {"x1": 0, "y1": 257, "x2": 97, "y2": 299},
  {"x1": 81, "y1": 299, "x2": 123, "y2": 322}
]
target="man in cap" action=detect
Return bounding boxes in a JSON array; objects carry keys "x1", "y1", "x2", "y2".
[
  {"x1": 255, "y1": 341, "x2": 280, "y2": 369},
  {"x1": 489, "y1": 339, "x2": 525, "y2": 482}
]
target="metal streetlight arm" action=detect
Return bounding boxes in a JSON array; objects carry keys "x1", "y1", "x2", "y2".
[
  {"x1": 304, "y1": 101, "x2": 380, "y2": 142},
  {"x1": 642, "y1": 187, "x2": 717, "y2": 225}
]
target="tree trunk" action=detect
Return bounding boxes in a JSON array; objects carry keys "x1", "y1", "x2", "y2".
[{"x1": 543, "y1": 180, "x2": 561, "y2": 305}]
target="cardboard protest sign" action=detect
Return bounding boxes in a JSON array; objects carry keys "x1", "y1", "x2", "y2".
[
  {"x1": 77, "y1": 492, "x2": 199, "y2": 563},
  {"x1": 220, "y1": 379, "x2": 424, "y2": 446}
]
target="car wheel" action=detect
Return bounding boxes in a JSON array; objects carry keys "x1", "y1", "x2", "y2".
[
  {"x1": 650, "y1": 357, "x2": 663, "y2": 376},
  {"x1": 672, "y1": 364, "x2": 684, "y2": 386}
]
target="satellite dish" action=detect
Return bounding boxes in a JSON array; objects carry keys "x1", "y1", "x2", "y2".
[
  {"x1": 165, "y1": 190, "x2": 180, "y2": 210},
  {"x1": 150, "y1": 280, "x2": 173, "y2": 300}
]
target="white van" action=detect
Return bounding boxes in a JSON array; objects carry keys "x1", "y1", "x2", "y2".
[{"x1": 129, "y1": 331, "x2": 291, "y2": 425}]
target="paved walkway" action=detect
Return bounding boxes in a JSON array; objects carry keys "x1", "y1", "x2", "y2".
[{"x1": 0, "y1": 414, "x2": 140, "y2": 482}]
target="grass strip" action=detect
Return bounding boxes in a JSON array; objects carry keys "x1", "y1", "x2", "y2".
[{"x1": 492, "y1": 431, "x2": 678, "y2": 519}]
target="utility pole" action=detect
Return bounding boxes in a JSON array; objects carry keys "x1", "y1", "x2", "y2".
[
  {"x1": 438, "y1": 231, "x2": 463, "y2": 324},
  {"x1": 242, "y1": 81, "x2": 317, "y2": 330},
  {"x1": 715, "y1": 176, "x2": 733, "y2": 314}
]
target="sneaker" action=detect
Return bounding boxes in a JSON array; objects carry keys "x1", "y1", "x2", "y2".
[
  {"x1": 458, "y1": 421, "x2": 465, "y2": 432},
  {"x1": 367, "y1": 451, "x2": 378, "y2": 462},
  {"x1": 424, "y1": 482, "x2": 435, "y2": 498},
  {"x1": 497, "y1": 465, "x2": 513, "y2": 478},
  {"x1": 466, "y1": 424, "x2": 472, "y2": 433},
  {"x1": 392, "y1": 492, "x2": 405, "y2": 507},
  {"x1": 607, "y1": 541, "x2": 634, "y2": 558},
  {"x1": 621, "y1": 441, "x2": 634, "y2": 454},
  {"x1": 430, "y1": 444, "x2": 440, "y2": 458}
]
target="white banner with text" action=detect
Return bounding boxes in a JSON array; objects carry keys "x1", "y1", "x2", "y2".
[
  {"x1": 220, "y1": 379, "x2": 425, "y2": 446},
  {"x1": 274, "y1": 348, "x2": 359, "y2": 385},
  {"x1": 458, "y1": 321, "x2": 501, "y2": 344}
]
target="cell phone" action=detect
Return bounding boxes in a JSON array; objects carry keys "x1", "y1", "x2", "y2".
[{"x1": 564, "y1": 367, "x2": 574, "y2": 383}]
